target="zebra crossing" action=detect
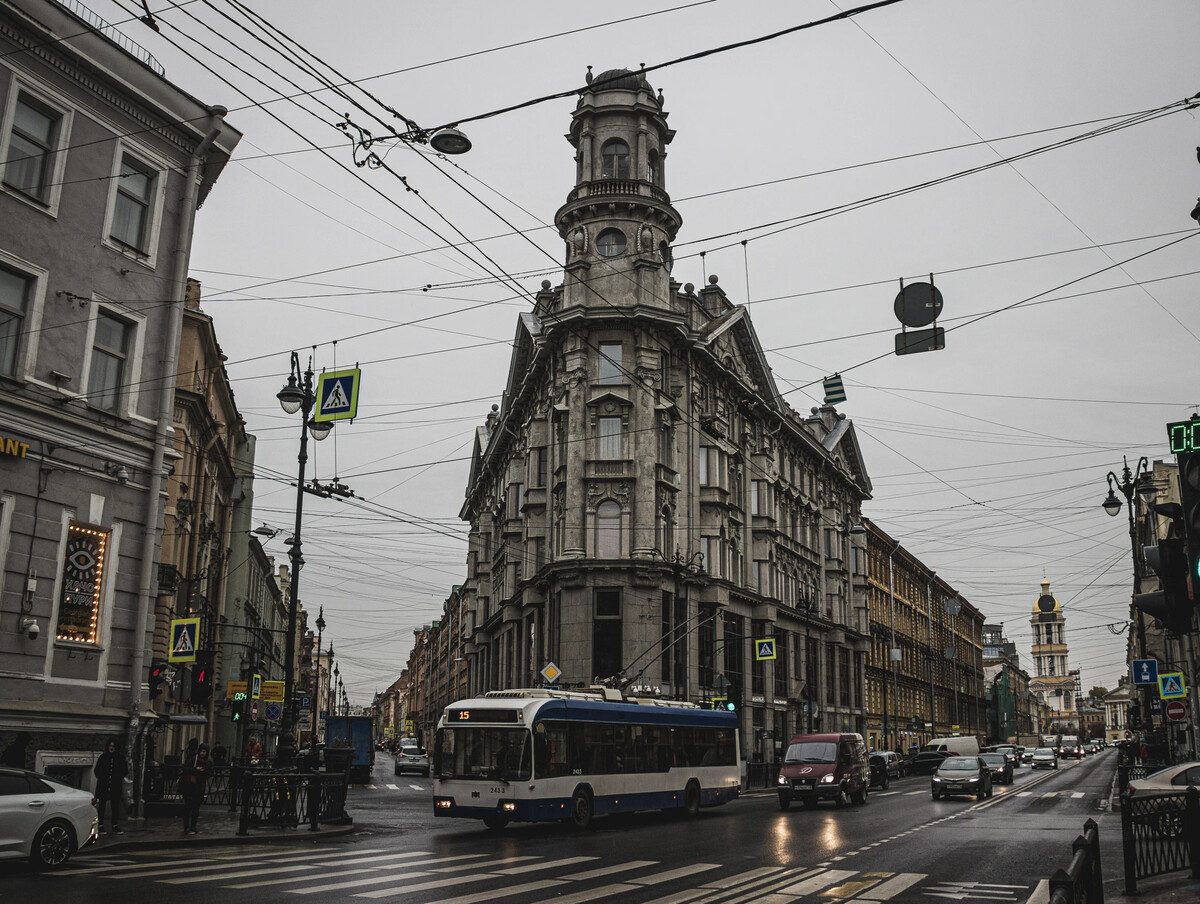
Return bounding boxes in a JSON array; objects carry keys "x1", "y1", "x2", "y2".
[{"x1": 58, "y1": 846, "x2": 1036, "y2": 904}]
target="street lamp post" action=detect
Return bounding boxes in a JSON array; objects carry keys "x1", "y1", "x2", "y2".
[
  {"x1": 1102, "y1": 457, "x2": 1157, "y2": 733},
  {"x1": 310, "y1": 606, "x2": 325, "y2": 751},
  {"x1": 276, "y1": 352, "x2": 333, "y2": 766}
]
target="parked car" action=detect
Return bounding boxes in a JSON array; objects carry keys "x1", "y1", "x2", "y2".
[
  {"x1": 907, "y1": 750, "x2": 951, "y2": 775},
  {"x1": 868, "y1": 754, "x2": 894, "y2": 789},
  {"x1": 1030, "y1": 747, "x2": 1059, "y2": 770},
  {"x1": 395, "y1": 745, "x2": 431, "y2": 777},
  {"x1": 979, "y1": 752, "x2": 1014, "y2": 785},
  {"x1": 1125, "y1": 762, "x2": 1200, "y2": 799},
  {"x1": 931, "y1": 756, "x2": 993, "y2": 801},
  {"x1": 872, "y1": 750, "x2": 905, "y2": 779},
  {"x1": 0, "y1": 767, "x2": 96, "y2": 869}
]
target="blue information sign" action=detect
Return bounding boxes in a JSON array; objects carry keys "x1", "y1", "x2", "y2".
[{"x1": 1133, "y1": 659, "x2": 1159, "y2": 686}]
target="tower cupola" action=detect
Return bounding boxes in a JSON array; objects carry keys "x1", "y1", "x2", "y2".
[{"x1": 554, "y1": 67, "x2": 682, "y2": 306}]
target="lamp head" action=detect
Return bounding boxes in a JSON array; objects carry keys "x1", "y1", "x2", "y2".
[
  {"x1": 1102, "y1": 488, "x2": 1122, "y2": 517},
  {"x1": 429, "y1": 127, "x2": 471, "y2": 155},
  {"x1": 277, "y1": 373, "x2": 304, "y2": 414}
]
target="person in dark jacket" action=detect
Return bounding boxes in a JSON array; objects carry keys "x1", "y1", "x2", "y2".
[
  {"x1": 94, "y1": 738, "x2": 128, "y2": 834},
  {"x1": 179, "y1": 741, "x2": 210, "y2": 834}
]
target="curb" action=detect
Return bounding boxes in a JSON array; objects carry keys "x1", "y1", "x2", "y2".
[{"x1": 81, "y1": 822, "x2": 357, "y2": 855}]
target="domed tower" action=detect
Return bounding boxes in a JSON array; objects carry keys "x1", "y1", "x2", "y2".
[
  {"x1": 1029, "y1": 576, "x2": 1078, "y2": 730},
  {"x1": 554, "y1": 67, "x2": 682, "y2": 310}
]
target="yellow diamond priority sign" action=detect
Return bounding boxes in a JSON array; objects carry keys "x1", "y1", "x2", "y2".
[{"x1": 540, "y1": 662, "x2": 561, "y2": 684}]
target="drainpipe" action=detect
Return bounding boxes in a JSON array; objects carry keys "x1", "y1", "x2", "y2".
[
  {"x1": 926, "y1": 573, "x2": 936, "y2": 740},
  {"x1": 126, "y1": 106, "x2": 228, "y2": 817}
]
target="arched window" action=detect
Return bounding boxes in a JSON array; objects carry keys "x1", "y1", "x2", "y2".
[
  {"x1": 601, "y1": 139, "x2": 630, "y2": 179},
  {"x1": 596, "y1": 228, "x2": 626, "y2": 258},
  {"x1": 597, "y1": 500, "x2": 621, "y2": 558},
  {"x1": 647, "y1": 149, "x2": 658, "y2": 185}
]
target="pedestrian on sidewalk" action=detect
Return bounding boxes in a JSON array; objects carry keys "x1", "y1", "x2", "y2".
[
  {"x1": 179, "y1": 741, "x2": 210, "y2": 834},
  {"x1": 94, "y1": 738, "x2": 128, "y2": 834}
]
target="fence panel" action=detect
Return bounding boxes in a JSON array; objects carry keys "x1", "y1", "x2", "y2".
[
  {"x1": 1119, "y1": 787, "x2": 1199, "y2": 894},
  {"x1": 237, "y1": 772, "x2": 349, "y2": 835}
]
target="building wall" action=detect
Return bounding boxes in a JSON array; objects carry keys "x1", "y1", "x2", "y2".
[
  {"x1": 448, "y1": 69, "x2": 872, "y2": 763},
  {"x1": 0, "y1": 0, "x2": 239, "y2": 787},
  {"x1": 864, "y1": 521, "x2": 986, "y2": 752}
]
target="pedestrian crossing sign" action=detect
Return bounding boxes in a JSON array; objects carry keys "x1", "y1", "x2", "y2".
[
  {"x1": 314, "y1": 367, "x2": 360, "y2": 423},
  {"x1": 755, "y1": 638, "x2": 777, "y2": 661},
  {"x1": 168, "y1": 618, "x2": 200, "y2": 663},
  {"x1": 1158, "y1": 671, "x2": 1186, "y2": 699}
]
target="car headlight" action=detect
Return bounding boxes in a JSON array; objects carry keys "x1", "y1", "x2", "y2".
[
  {"x1": 932, "y1": 776, "x2": 942, "y2": 783},
  {"x1": 966, "y1": 776, "x2": 979, "y2": 784},
  {"x1": 777, "y1": 774, "x2": 787, "y2": 785},
  {"x1": 821, "y1": 774, "x2": 835, "y2": 784}
]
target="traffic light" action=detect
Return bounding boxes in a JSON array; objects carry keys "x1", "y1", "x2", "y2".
[
  {"x1": 149, "y1": 659, "x2": 166, "y2": 698},
  {"x1": 190, "y1": 650, "x2": 215, "y2": 705},
  {"x1": 1178, "y1": 447, "x2": 1200, "y2": 591},
  {"x1": 1135, "y1": 538, "x2": 1192, "y2": 635}
]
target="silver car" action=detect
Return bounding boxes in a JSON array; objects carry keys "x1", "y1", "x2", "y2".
[
  {"x1": 0, "y1": 768, "x2": 97, "y2": 869},
  {"x1": 1125, "y1": 761, "x2": 1200, "y2": 799},
  {"x1": 1030, "y1": 747, "x2": 1058, "y2": 770}
]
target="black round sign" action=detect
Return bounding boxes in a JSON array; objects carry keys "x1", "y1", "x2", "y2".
[{"x1": 894, "y1": 282, "x2": 943, "y2": 327}]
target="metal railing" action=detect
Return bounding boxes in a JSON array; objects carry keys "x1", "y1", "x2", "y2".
[
  {"x1": 53, "y1": 0, "x2": 165, "y2": 74},
  {"x1": 236, "y1": 771, "x2": 350, "y2": 835},
  {"x1": 744, "y1": 761, "x2": 780, "y2": 790},
  {"x1": 1119, "y1": 785, "x2": 1200, "y2": 894},
  {"x1": 1047, "y1": 818, "x2": 1103, "y2": 904}
]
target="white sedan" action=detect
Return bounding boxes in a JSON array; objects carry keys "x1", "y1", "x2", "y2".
[
  {"x1": 0, "y1": 767, "x2": 97, "y2": 869},
  {"x1": 1125, "y1": 761, "x2": 1200, "y2": 799}
]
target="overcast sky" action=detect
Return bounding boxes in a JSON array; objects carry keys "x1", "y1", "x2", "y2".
[{"x1": 91, "y1": 0, "x2": 1200, "y2": 705}]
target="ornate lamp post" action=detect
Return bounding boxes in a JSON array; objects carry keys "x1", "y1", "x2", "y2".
[
  {"x1": 310, "y1": 606, "x2": 325, "y2": 749},
  {"x1": 275, "y1": 352, "x2": 332, "y2": 766},
  {"x1": 1102, "y1": 456, "x2": 1157, "y2": 732}
]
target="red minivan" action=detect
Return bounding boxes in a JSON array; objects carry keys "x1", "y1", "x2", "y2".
[{"x1": 777, "y1": 732, "x2": 870, "y2": 810}]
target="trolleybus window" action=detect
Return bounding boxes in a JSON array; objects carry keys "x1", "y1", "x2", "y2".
[{"x1": 436, "y1": 727, "x2": 531, "y2": 781}]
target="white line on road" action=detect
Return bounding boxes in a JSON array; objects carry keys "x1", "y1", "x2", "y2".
[
  {"x1": 410, "y1": 783, "x2": 424, "y2": 790},
  {"x1": 780, "y1": 869, "x2": 857, "y2": 895},
  {"x1": 418, "y1": 879, "x2": 565, "y2": 904},
  {"x1": 288, "y1": 855, "x2": 491, "y2": 894},
  {"x1": 569, "y1": 861, "x2": 659, "y2": 881},
  {"x1": 857, "y1": 873, "x2": 925, "y2": 900},
  {"x1": 627, "y1": 864, "x2": 721, "y2": 885},
  {"x1": 385, "y1": 783, "x2": 399, "y2": 789}
]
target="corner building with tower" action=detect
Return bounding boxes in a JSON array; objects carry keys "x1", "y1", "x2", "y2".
[{"x1": 456, "y1": 69, "x2": 873, "y2": 761}]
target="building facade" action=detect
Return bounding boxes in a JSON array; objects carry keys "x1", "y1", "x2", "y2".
[
  {"x1": 455, "y1": 68, "x2": 872, "y2": 762},
  {"x1": 863, "y1": 520, "x2": 986, "y2": 752},
  {"x1": 0, "y1": 0, "x2": 239, "y2": 789}
]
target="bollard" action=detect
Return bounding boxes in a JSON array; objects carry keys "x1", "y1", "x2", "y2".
[
  {"x1": 1188, "y1": 786, "x2": 1200, "y2": 880},
  {"x1": 1083, "y1": 818, "x2": 1103, "y2": 904}
]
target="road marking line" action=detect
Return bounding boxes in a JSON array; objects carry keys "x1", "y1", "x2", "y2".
[
  {"x1": 1024, "y1": 879, "x2": 1049, "y2": 904},
  {"x1": 494, "y1": 857, "x2": 598, "y2": 875},
  {"x1": 417, "y1": 879, "x2": 566, "y2": 904},
  {"x1": 410, "y1": 784, "x2": 424, "y2": 790},
  {"x1": 386, "y1": 783, "x2": 399, "y2": 789},
  {"x1": 289, "y1": 855, "x2": 491, "y2": 894},
  {"x1": 858, "y1": 873, "x2": 925, "y2": 901},
  {"x1": 1072, "y1": 792, "x2": 1085, "y2": 799},
  {"x1": 225, "y1": 867, "x2": 394, "y2": 890},
  {"x1": 160, "y1": 864, "x2": 314, "y2": 884},
  {"x1": 780, "y1": 869, "x2": 856, "y2": 894},
  {"x1": 699, "y1": 866, "x2": 787, "y2": 888},
  {"x1": 569, "y1": 861, "x2": 658, "y2": 881},
  {"x1": 627, "y1": 864, "x2": 721, "y2": 885}
]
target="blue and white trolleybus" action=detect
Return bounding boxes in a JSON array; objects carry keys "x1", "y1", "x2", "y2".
[{"x1": 433, "y1": 687, "x2": 740, "y2": 829}]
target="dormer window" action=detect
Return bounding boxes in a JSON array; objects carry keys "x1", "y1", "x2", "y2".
[
  {"x1": 596, "y1": 228, "x2": 626, "y2": 258},
  {"x1": 600, "y1": 139, "x2": 629, "y2": 179}
]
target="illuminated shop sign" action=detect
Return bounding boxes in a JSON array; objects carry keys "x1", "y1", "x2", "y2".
[{"x1": 56, "y1": 523, "x2": 109, "y2": 644}]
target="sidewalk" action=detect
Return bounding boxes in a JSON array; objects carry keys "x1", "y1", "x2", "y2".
[{"x1": 82, "y1": 802, "x2": 354, "y2": 854}]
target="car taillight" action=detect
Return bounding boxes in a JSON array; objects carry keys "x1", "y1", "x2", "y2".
[{"x1": 91, "y1": 798, "x2": 98, "y2": 808}]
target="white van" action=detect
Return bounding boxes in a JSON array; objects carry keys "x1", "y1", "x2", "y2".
[{"x1": 922, "y1": 736, "x2": 980, "y2": 757}]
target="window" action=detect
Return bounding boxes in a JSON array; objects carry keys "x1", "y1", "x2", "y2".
[
  {"x1": 596, "y1": 228, "x2": 626, "y2": 258},
  {"x1": 598, "y1": 342, "x2": 623, "y2": 383},
  {"x1": 531, "y1": 447, "x2": 547, "y2": 487},
  {"x1": 3, "y1": 94, "x2": 60, "y2": 201},
  {"x1": 593, "y1": 589, "x2": 622, "y2": 681},
  {"x1": 600, "y1": 139, "x2": 630, "y2": 179},
  {"x1": 596, "y1": 500, "x2": 621, "y2": 558},
  {"x1": 0, "y1": 265, "x2": 30, "y2": 377},
  {"x1": 647, "y1": 149, "x2": 658, "y2": 185},
  {"x1": 56, "y1": 522, "x2": 110, "y2": 644},
  {"x1": 111, "y1": 156, "x2": 154, "y2": 252},
  {"x1": 508, "y1": 483, "x2": 524, "y2": 519},
  {"x1": 88, "y1": 310, "x2": 131, "y2": 412},
  {"x1": 598, "y1": 416, "x2": 621, "y2": 459},
  {"x1": 698, "y1": 446, "x2": 725, "y2": 487},
  {"x1": 750, "y1": 480, "x2": 767, "y2": 516}
]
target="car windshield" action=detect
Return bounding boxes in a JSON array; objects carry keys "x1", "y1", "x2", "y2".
[
  {"x1": 783, "y1": 741, "x2": 838, "y2": 764},
  {"x1": 939, "y1": 757, "x2": 978, "y2": 771},
  {"x1": 1034, "y1": 748, "x2": 1055, "y2": 756},
  {"x1": 980, "y1": 754, "x2": 1005, "y2": 765}
]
